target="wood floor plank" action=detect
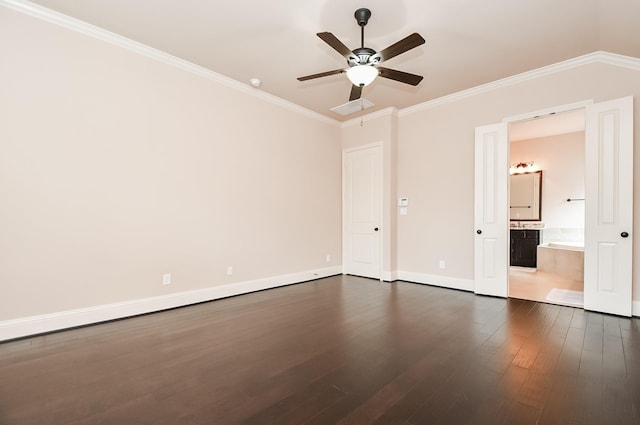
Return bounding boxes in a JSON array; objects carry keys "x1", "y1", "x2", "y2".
[{"x1": 1, "y1": 275, "x2": 639, "y2": 424}]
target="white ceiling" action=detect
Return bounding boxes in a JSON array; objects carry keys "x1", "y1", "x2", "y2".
[
  {"x1": 23, "y1": 0, "x2": 640, "y2": 121},
  {"x1": 510, "y1": 109, "x2": 585, "y2": 141}
]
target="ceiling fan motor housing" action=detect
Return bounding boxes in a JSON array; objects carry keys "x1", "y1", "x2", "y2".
[
  {"x1": 349, "y1": 9, "x2": 379, "y2": 67},
  {"x1": 349, "y1": 47, "x2": 379, "y2": 66}
]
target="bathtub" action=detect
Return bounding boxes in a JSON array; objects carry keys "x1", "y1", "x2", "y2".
[
  {"x1": 537, "y1": 242, "x2": 584, "y2": 281},
  {"x1": 546, "y1": 241, "x2": 584, "y2": 250}
]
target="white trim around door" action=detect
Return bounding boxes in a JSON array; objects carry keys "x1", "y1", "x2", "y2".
[{"x1": 475, "y1": 97, "x2": 635, "y2": 316}]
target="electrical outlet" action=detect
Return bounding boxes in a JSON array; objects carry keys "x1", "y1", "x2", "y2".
[
  {"x1": 162, "y1": 273, "x2": 172, "y2": 285},
  {"x1": 227, "y1": 266, "x2": 233, "y2": 276},
  {"x1": 326, "y1": 254, "x2": 331, "y2": 262},
  {"x1": 439, "y1": 260, "x2": 445, "y2": 269}
]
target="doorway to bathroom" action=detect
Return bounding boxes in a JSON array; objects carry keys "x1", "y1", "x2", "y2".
[
  {"x1": 475, "y1": 96, "x2": 633, "y2": 316},
  {"x1": 507, "y1": 109, "x2": 586, "y2": 308}
]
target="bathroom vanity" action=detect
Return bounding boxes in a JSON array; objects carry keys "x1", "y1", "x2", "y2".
[
  {"x1": 510, "y1": 229, "x2": 540, "y2": 267},
  {"x1": 510, "y1": 169, "x2": 543, "y2": 267}
]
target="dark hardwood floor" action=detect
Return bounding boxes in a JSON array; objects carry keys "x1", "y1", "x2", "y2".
[{"x1": 1, "y1": 275, "x2": 639, "y2": 424}]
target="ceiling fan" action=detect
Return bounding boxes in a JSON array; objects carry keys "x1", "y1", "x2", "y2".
[{"x1": 297, "y1": 8, "x2": 425, "y2": 102}]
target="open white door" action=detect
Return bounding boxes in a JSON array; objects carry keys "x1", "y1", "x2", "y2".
[
  {"x1": 474, "y1": 123, "x2": 509, "y2": 297},
  {"x1": 584, "y1": 96, "x2": 634, "y2": 317},
  {"x1": 343, "y1": 145, "x2": 382, "y2": 279}
]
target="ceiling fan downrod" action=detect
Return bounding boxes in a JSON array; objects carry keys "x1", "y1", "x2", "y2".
[
  {"x1": 350, "y1": 8, "x2": 376, "y2": 66},
  {"x1": 354, "y1": 8, "x2": 371, "y2": 48}
]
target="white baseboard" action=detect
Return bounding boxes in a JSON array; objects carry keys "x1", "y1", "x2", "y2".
[
  {"x1": 3, "y1": 267, "x2": 635, "y2": 341},
  {"x1": 0, "y1": 266, "x2": 342, "y2": 342},
  {"x1": 381, "y1": 270, "x2": 398, "y2": 282},
  {"x1": 396, "y1": 271, "x2": 474, "y2": 292}
]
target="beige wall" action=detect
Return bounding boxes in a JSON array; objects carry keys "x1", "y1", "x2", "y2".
[
  {"x1": 0, "y1": 8, "x2": 342, "y2": 321},
  {"x1": 396, "y1": 62, "x2": 640, "y2": 301},
  {"x1": 511, "y1": 132, "x2": 586, "y2": 230},
  {"x1": 3, "y1": 6, "x2": 640, "y2": 329}
]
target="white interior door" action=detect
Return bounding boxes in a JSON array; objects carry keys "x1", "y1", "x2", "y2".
[
  {"x1": 474, "y1": 123, "x2": 509, "y2": 297},
  {"x1": 343, "y1": 145, "x2": 382, "y2": 279},
  {"x1": 584, "y1": 96, "x2": 634, "y2": 317}
]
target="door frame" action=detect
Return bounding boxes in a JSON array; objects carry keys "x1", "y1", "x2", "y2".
[
  {"x1": 500, "y1": 98, "x2": 634, "y2": 316},
  {"x1": 502, "y1": 101, "x2": 593, "y2": 300},
  {"x1": 342, "y1": 142, "x2": 384, "y2": 280}
]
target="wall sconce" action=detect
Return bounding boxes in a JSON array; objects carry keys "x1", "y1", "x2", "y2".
[{"x1": 510, "y1": 161, "x2": 537, "y2": 174}]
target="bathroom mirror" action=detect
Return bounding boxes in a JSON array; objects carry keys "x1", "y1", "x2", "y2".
[{"x1": 510, "y1": 170, "x2": 542, "y2": 221}]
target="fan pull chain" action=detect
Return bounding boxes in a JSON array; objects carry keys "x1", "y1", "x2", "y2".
[{"x1": 360, "y1": 99, "x2": 364, "y2": 127}]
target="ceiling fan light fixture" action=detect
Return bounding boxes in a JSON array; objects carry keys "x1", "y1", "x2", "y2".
[
  {"x1": 297, "y1": 8, "x2": 425, "y2": 101},
  {"x1": 346, "y1": 65, "x2": 378, "y2": 87}
]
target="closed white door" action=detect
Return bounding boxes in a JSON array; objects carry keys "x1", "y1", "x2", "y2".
[
  {"x1": 343, "y1": 145, "x2": 381, "y2": 279},
  {"x1": 584, "y1": 96, "x2": 634, "y2": 317},
  {"x1": 474, "y1": 123, "x2": 509, "y2": 297}
]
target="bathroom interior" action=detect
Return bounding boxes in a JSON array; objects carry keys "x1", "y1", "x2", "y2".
[{"x1": 508, "y1": 109, "x2": 586, "y2": 308}]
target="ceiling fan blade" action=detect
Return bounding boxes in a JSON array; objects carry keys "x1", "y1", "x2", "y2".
[
  {"x1": 378, "y1": 67, "x2": 423, "y2": 86},
  {"x1": 349, "y1": 85, "x2": 362, "y2": 101},
  {"x1": 376, "y1": 33, "x2": 425, "y2": 62},
  {"x1": 317, "y1": 32, "x2": 353, "y2": 58},
  {"x1": 297, "y1": 69, "x2": 344, "y2": 81}
]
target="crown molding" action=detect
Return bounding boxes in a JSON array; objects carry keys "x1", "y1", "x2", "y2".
[
  {"x1": 5, "y1": 0, "x2": 639, "y2": 128},
  {"x1": 600, "y1": 51, "x2": 640, "y2": 71},
  {"x1": 0, "y1": 0, "x2": 340, "y2": 127},
  {"x1": 399, "y1": 51, "x2": 640, "y2": 117}
]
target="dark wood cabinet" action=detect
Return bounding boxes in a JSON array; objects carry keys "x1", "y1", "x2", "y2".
[{"x1": 510, "y1": 229, "x2": 540, "y2": 267}]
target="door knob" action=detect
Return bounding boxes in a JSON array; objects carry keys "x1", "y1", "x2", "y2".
[
  {"x1": 621, "y1": 232, "x2": 629, "y2": 238},
  {"x1": 374, "y1": 227, "x2": 379, "y2": 231},
  {"x1": 476, "y1": 229, "x2": 482, "y2": 234}
]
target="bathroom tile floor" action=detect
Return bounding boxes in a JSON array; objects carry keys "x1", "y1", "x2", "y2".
[{"x1": 509, "y1": 266, "x2": 584, "y2": 307}]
